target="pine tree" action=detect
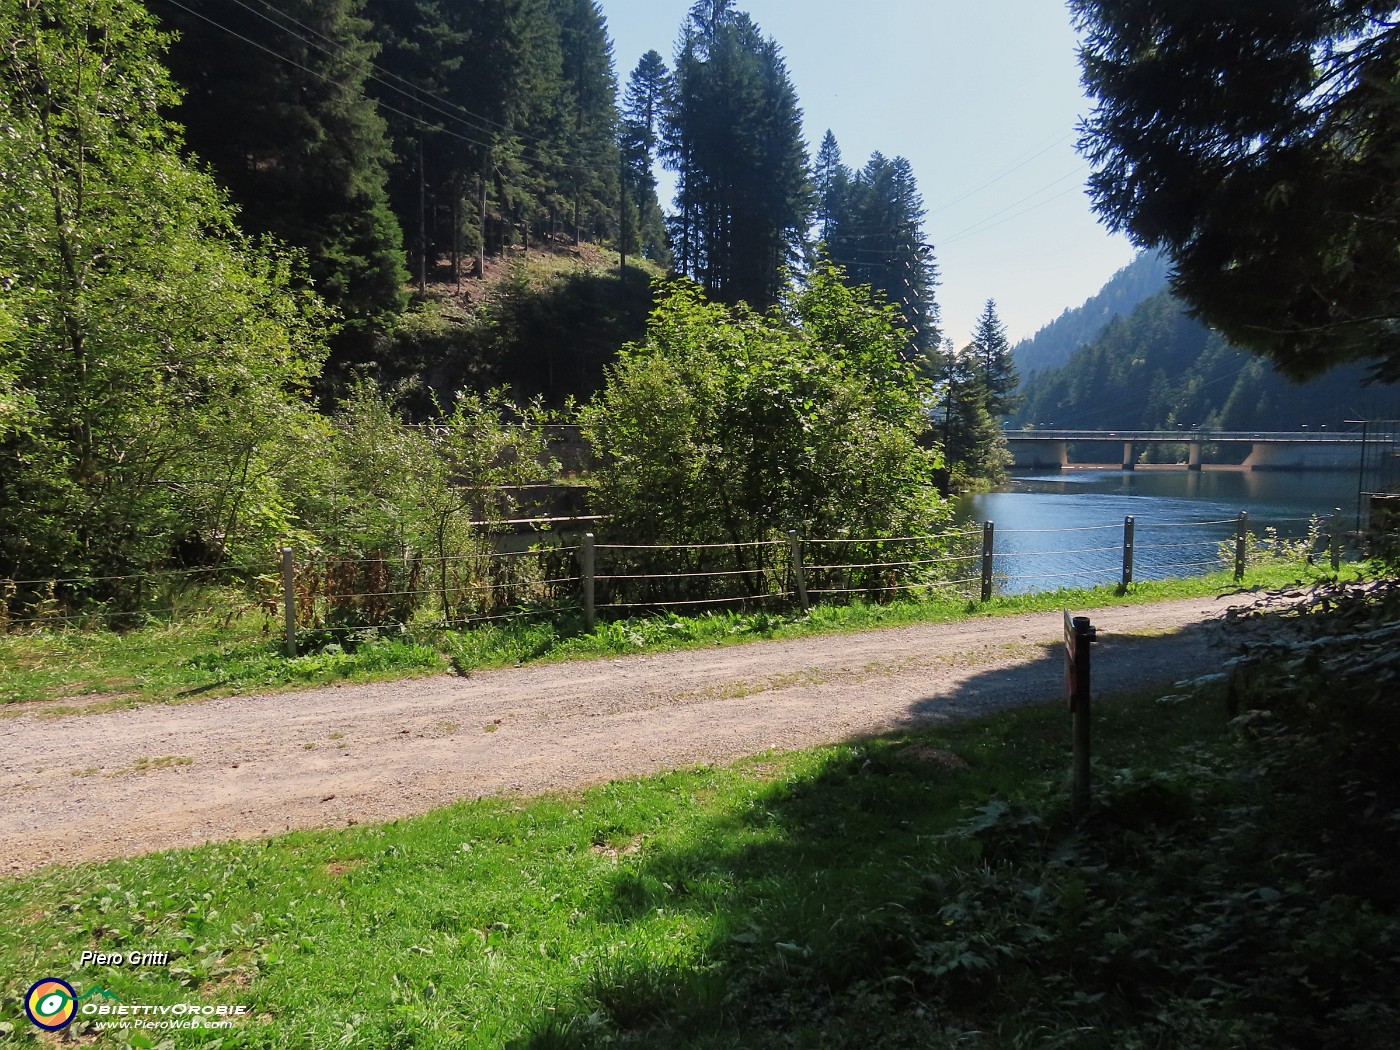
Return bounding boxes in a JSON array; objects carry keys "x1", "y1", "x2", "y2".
[
  {"x1": 150, "y1": 0, "x2": 408, "y2": 352},
  {"x1": 827, "y1": 153, "x2": 940, "y2": 362},
  {"x1": 367, "y1": 0, "x2": 624, "y2": 266},
  {"x1": 812, "y1": 129, "x2": 850, "y2": 245},
  {"x1": 935, "y1": 339, "x2": 1010, "y2": 489},
  {"x1": 969, "y1": 299, "x2": 1020, "y2": 417},
  {"x1": 545, "y1": 0, "x2": 619, "y2": 246},
  {"x1": 363, "y1": 0, "x2": 491, "y2": 285},
  {"x1": 663, "y1": 0, "x2": 812, "y2": 308},
  {"x1": 1073, "y1": 1, "x2": 1400, "y2": 381},
  {"x1": 621, "y1": 50, "x2": 673, "y2": 263}
]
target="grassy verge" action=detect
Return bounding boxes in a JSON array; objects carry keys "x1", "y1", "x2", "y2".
[
  {"x1": 0, "y1": 685, "x2": 1232, "y2": 1048},
  {"x1": 0, "y1": 560, "x2": 1365, "y2": 711},
  {"x1": 4, "y1": 576, "x2": 1396, "y2": 1047}
]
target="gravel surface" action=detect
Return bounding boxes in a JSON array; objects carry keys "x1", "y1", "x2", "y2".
[{"x1": 0, "y1": 597, "x2": 1238, "y2": 875}]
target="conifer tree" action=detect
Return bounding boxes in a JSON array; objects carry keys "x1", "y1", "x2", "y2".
[
  {"x1": 969, "y1": 299, "x2": 1020, "y2": 417},
  {"x1": 1073, "y1": 0, "x2": 1400, "y2": 381},
  {"x1": 150, "y1": 0, "x2": 408, "y2": 358},
  {"x1": 935, "y1": 339, "x2": 1010, "y2": 489},
  {"x1": 363, "y1": 0, "x2": 495, "y2": 283},
  {"x1": 812, "y1": 129, "x2": 850, "y2": 245},
  {"x1": 621, "y1": 50, "x2": 674, "y2": 263},
  {"x1": 544, "y1": 0, "x2": 619, "y2": 245},
  {"x1": 826, "y1": 153, "x2": 939, "y2": 362},
  {"x1": 663, "y1": 0, "x2": 812, "y2": 308}
]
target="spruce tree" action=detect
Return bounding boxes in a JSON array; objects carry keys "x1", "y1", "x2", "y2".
[
  {"x1": 538, "y1": 0, "x2": 619, "y2": 246},
  {"x1": 621, "y1": 50, "x2": 673, "y2": 263},
  {"x1": 827, "y1": 153, "x2": 940, "y2": 363},
  {"x1": 969, "y1": 299, "x2": 1020, "y2": 417},
  {"x1": 363, "y1": 0, "x2": 492, "y2": 285},
  {"x1": 812, "y1": 129, "x2": 850, "y2": 245},
  {"x1": 150, "y1": 0, "x2": 408, "y2": 358},
  {"x1": 663, "y1": 0, "x2": 812, "y2": 308},
  {"x1": 936, "y1": 339, "x2": 1010, "y2": 489},
  {"x1": 1073, "y1": 0, "x2": 1400, "y2": 381}
]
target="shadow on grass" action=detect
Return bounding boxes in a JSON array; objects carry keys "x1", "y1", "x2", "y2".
[{"x1": 510, "y1": 622, "x2": 1227, "y2": 1049}]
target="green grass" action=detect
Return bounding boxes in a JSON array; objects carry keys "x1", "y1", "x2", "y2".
[
  {"x1": 4, "y1": 574, "x2": 1394, "y2": 1046},
  {"x1": 0, "y1": 559, "x2": 1366, "y2": 712},
  {"x1": 0, "y1": 686, "x2": 1229, "y2": 1047}
]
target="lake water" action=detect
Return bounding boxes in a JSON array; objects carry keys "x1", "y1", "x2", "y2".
[{"x1": 953, "y1": 469, "x2": 1361, "y2": 594}]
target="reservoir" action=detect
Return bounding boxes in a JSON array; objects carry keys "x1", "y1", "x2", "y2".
[{"x1": 953, "y1": 468, "x2": 1361, "y2": 594}]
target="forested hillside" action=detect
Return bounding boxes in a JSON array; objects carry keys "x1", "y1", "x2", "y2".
[
  {"x1": 1, "y1": 0, "x2": 964, "y2": 589},
  {"x1": 136, "y1": 0, "x2": 949, "y2": 406},
  {"x1": 1012, "y1": 290, "x2": 1400, "y2": 431},
  {"x1": 1012, "y1": 251, "x2": 1169, "y2": 377}
]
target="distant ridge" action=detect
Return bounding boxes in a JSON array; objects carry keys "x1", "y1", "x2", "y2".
[
  {"x1": 1009, "y1": 289, "x2": 1400, "y2": 432},
  {"x1": 1012, "y1": 251, "x2": 1170, "y2": 376}
]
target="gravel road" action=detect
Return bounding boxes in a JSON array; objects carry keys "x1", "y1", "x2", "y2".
[{"x1": 0, "y1": 596, "x2": 1238, "y2": 875}]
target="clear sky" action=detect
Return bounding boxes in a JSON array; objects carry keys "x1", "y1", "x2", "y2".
[{"x1": 601, "y1": 0, "x2": 1140, "y2": 346}]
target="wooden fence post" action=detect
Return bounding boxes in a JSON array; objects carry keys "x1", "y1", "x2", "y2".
[
  {"x1": 980, "y1": 521, "x2": 995, "y2": 602},
  {"x1": 1234, "y1": 511, "x2": 1249, "y2": 581},
  {"x1": 787, "y1": 530, "x2": 809, "y2": 612},
  {"x1": 1064, "y1": 611, "x2": 1097, "y2": 818},
  {"x1": 1121, "y1": 515, "x2": 1135, "y2": 589},
  {"x1": 581, "y1": 532, "x2": 596, "y2": 631},
  {"x1": 281, "y1": 546, "x2": 296, "y2": 657}
]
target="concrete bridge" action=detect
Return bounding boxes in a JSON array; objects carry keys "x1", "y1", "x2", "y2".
[{"x1": 1005, "y1": 430, "x2": 1366, "y2": 471}]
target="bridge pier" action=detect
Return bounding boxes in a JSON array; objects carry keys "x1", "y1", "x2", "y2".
[
  {"x1": 1006, "y1": 438, "x2": 1068, "y2": 470},
  {"x1": 1188, "y1": 442, "x2": 1202, "y2": 471},
  {"x1": 1122, "y1": 441, "x2": 1135, "y2": 471}
]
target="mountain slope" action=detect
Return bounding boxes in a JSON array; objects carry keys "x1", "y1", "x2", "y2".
[
  {"x1": 1011, "y1": 290, "x2": 1400, "y2": 432},
  {"x1": 1013, "y1": 251, "x2": 1170, "y2": 376}
]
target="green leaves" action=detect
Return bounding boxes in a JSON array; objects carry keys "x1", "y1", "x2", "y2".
[
  {"x1": 0, "y1": 0, "x2": 327, "y2": 588},
  {"x1": 582, "y1": 270, "x2": 944, "y2": 563}
]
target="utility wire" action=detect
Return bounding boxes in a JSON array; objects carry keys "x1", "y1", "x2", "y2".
[
  {"x1": 161, "y1": 0, "x2": 557, "y2": 167},
  {"x1": 938, "y1": 166, "x2": 1090, "y2": 245},
  {"x1": 925, "y1": 129, "x2": 1075, "y2": 216},
  {"x1": 234, "y1": 0, "x2": 546, "y2": 147}
]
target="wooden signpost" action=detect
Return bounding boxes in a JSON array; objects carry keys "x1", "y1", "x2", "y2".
[{"x1": 1064, "y1": 611, "x2": 1098, "y2": 817}]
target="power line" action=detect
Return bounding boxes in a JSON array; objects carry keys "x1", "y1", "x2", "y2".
[
  {"x1": 233, "y1": 0, "x2": 545, "y2": 147},
  {"x1": 925, "y1": 130, "x2": 1076, "y2": 216},
  {"x1": 160, "y1": 0, "x2": 557, "y2": 167},
  {"x1": 938, "y1": 166, "x2": 1090, "y2": 245}
]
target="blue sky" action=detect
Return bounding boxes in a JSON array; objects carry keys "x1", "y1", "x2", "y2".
[{"x1": 602, "y1": 0, "x2": 1139, "y2": 345}]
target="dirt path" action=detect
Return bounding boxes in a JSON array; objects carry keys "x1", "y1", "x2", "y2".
[{"x1": 0, "y1": 597, "x2": 1239, "y2": 875}]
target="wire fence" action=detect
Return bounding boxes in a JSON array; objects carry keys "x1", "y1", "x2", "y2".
[{"x1": 0, "y1": 509, "x2": 1349, "y2": 643}]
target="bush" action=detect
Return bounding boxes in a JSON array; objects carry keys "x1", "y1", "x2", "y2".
[
  {"x1": 581, "y1": 269, "x2": 949, "y2": 605},
  {"x1": 285, "y1": 384, "x2": 557, "y2": 634}
]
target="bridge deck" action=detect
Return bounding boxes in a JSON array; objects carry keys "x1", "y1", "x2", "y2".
[{"x1": 1008, "y1": 430, "x2": 1362, "y2": 444}]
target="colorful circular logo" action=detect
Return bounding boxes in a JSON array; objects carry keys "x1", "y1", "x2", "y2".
[{"x1": 25, "y1": 978, "x2": 77, "y2": 1031}]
